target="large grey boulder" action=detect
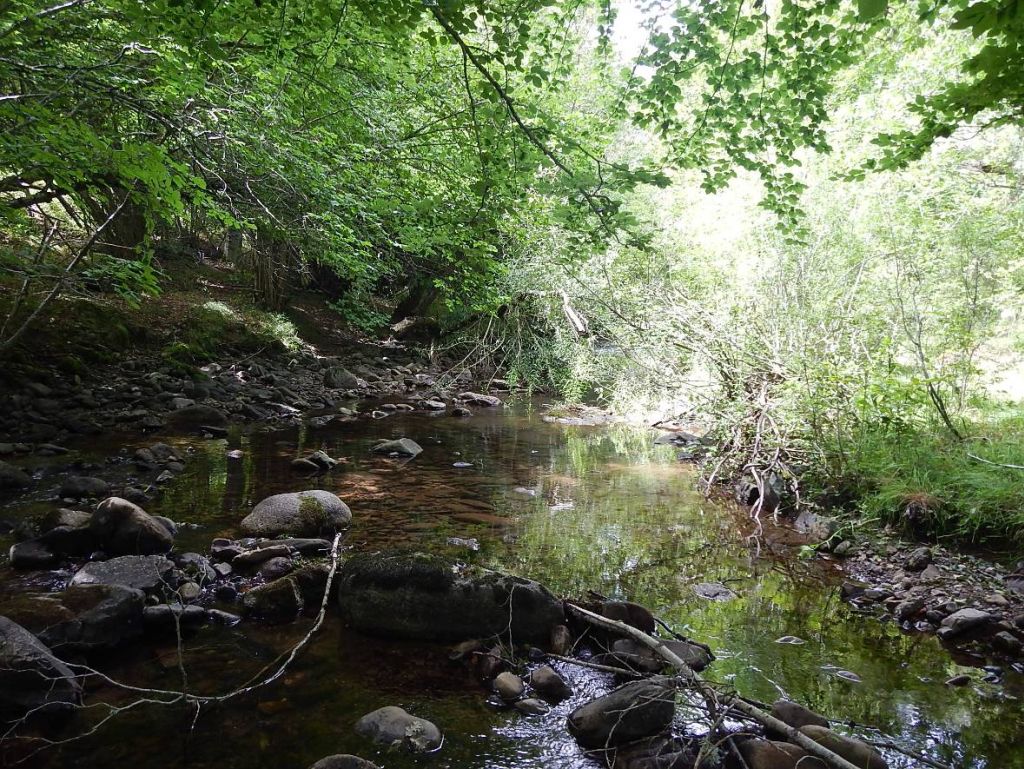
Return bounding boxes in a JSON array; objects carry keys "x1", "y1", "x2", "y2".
[
  {"x1": 567, "y1": 676, "x2": 676, "y2": 749},
  {"x1": 337, "y1": 552, "x2": 564, "y2": 643},
  {"x1": 240, "y1": 490, "x2": 351, "y2": 537},
  {"x1": 70, "y1": 555, "x2": 176, "y2": 593},
  {"x1": 370, "y1": 438, "x2": 423, "y2": 458},
  {"x1": 90, "y1": 497, "x2": 173, "y2": 555},
  {"x1": 354, "y1": 706, "x2": 442, "y2": 752},
  {"x1": 0, "y1": 616, "x2": 81, "y2": 715}
]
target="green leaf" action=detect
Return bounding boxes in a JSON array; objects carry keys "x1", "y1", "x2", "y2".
[{"x1": 857, "y1": 0, "x2": 887, "y2": 22}]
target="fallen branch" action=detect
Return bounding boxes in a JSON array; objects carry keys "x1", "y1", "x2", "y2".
[
  {"x1": 8, "y1": 533, "x2": 344, "y2": 763},
  {"x1": 567, "y1": 603, "x2": 864, "y2": 769},
  {"x1": 966, "y1": 452, "x2": 1024, "y2": 471}
]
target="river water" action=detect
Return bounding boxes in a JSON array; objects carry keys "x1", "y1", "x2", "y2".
[{"x1": 1, "y1": 399, "x2": 1021, "y2": 768}]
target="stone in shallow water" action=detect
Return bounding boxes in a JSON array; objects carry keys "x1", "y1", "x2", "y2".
[
  {"x1": 70, "y1": 555, "x2": 175, "y2": 593},
  {"x1": 90, "y1": 496, "x2": 173, "y2": 555},
  {"x1": 354, "y1": 706, "x2": 442, "y2": 752},
  {"x1": 567, "y1": 676, "x2": 675, "y2": 749},
  {"x1": 771, "y1": 700, "x2": 829, "y2": 730},
  {"x1": 0, "y1": 616, "x2": 81, "y2": 715},
  {"x1": 240, "y1": 490, "x2": 351, "y2": 537},
  {"x1": 308, "y1": 756, "x2": 380, "y2": 769},
  {"x1": 59, "y1": 475, "x2": 110, "y2": 499},
  {"x1": 529, "y1": 665, "x2": 572, "y2": 702},
  {"x1": 9, "y1": 539, "x2": 59, "y2": 569},
  {"x1": 798, "y1": 725, "x2": 888, "y2": 769},
  {"x1": 370, "y1": 438, "x2": 423, "y2": 457},
  {"x1": 693, "y1": 581, "x2": 738, "y2": 601},
  {"x1": 4, "y1": 584, "x2": 145, "y2": 652},
  {"x1": 493, "y1": 671, "x2": 524, "y2": 702},
  {"x1": 940, "y1": 608, "x2": 993, "y2": 636},
  {"x1": 242, "y1": 577, "x2": 303, "y2": 623},
  {"x1": 336, "y1": 551, "x2": 563, "y2": 643},
  {"x1": 513, "y1": 698, "x2": 549, "y2": 716}
]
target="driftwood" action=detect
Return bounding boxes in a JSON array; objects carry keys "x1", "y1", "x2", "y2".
[{"x1": 568, "y1": 603, "x2": 864, "y2": 769}]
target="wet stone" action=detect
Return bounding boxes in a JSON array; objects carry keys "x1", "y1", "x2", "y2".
[
  {"x1": 493, "y1": 671, "x2": 524, "y2": 702},
  {"x1": 354, "y1": 706, "x2": 442, "y2": 752},
  {"x1": 70, "y1": 555, "x2": 176, "y2": 593}
]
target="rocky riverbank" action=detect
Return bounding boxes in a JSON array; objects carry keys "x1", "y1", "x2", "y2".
[
  {"x1": 651, "y1": 427, "x2": 1024, "y2": 673},
  {"x1": 0, "y1": 341, "x2": 515, "y2": 448}
]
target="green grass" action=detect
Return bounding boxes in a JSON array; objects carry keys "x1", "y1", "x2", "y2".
[{"x1": 839, "y1": 412, "x2": 1024, "y2": 544}]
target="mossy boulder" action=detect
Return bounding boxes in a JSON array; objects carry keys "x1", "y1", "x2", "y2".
[
  {"x1": 240, "y1": 490, "x2": 352, "y2": 537},
  {"x1": 336, "y1": 551, "x2": 564, "y2": 643}
]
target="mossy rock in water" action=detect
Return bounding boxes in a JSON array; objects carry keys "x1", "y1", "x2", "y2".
[
  {"x1": 240, "y1": 491, "x2": 352, "y2": 537},
  {"x1": 336, "y1": 551, "x2": 564, "y2": 643}
]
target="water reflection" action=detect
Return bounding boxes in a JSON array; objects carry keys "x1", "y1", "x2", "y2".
[{"x1": 1, "y1": 400, "x2": 1020, "y2": 768}]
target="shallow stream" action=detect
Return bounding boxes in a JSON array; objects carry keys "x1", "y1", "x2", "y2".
[{"x1": 1, "y1": 400, "x2": 1021, "y2": 768}]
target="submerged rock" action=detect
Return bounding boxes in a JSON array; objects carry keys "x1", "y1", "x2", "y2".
[
  {"x1": 336, "y1": 551, "x2": 564, "y2": 643},
  {"x1": 0, "y1": 616, "x2": 81, "y2": 715},
  {"x1": 354, "y1": 705, "x2": 442, "y2": 752},
  {"x1": 693, "y1": 582, "x2": 738, "y2": 601},
  {"x1": 240, "y1": 490, "x2": 351, "y2": 537},
  {"x1": 567, "y1": 676, "x2": 675, "y2": 749},
  {"x1": 90, "y1": 496, "x2": 173, "y2": 555},
  {"x1": 514, "y1": 698, "x2": 549, "y2": 715},
  {"x1": 308, "y1": 756, "x2": 380, "y2": 769},
  {"x1": 370, "y1": 438, "x2": 423, "y2": 458},
  {"x1": 458, "y1": 391, "x2": 502, "y2": 407},
  {"x1": 39, "y1": 584, "x2": 145, "y2": 651},
  {"x1": 242, "y1": 577, "x2": 304, "y2": 622}
]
